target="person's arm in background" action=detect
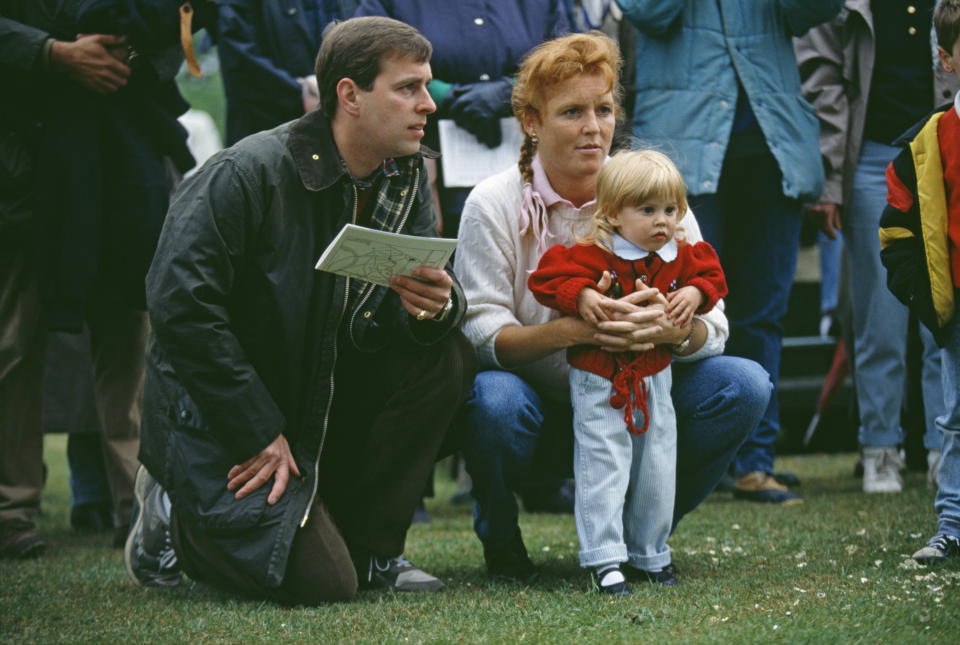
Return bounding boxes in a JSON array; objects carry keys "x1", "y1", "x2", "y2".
[
  {"x1": 216, "y1": 0, "x2": 307, "y2": 142},
  {"x1": 794, "y1": 10, "x2": 849, "y2": 239},
  {"x1": 0, "y1": 17, "x2": 130, "y2": 93},
  {"x1": 614, "y1": 0, "x2": 683, "y2": 35},
  {"x1": 779, "y1": 0, "x2": 845, "y2": 38}
]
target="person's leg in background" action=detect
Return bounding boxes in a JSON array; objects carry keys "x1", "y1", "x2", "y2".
[
  {"x1": 86, "y1": 296, "x2": 149, "y2": 544},
  {"x1": 818, "y1": 229, "x2": 844, "y2": 337},
  {"x1": 692, "y1": 152, "x2": 804, "y2": 504},
  {"x1": 0, "y1": 240, "x2": 47, "y2": 558},
  {"x1": 43, "y1": 329, "x2": 114, "y2": 532},
  {"x1": 66, "y1": 434, "x2": 113, "y2": 532},
  {"x1": 919, "y1": 323, "x2": 946, "y2": 488}
]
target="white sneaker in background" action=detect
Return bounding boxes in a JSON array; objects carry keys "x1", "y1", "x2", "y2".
[{"x1": 862, "y1": 446, "x2": 904, "y2": 493}]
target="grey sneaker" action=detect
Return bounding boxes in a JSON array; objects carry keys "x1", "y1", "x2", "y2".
[
  {"x1": 862, "y1": 446, "x2": 903, "y2": 493},
  {"x1": 913, "y1": 533, "x2": 960, "y2": 564},
  {"x1": 124, "y1": 466, "x2": 182, "y2": 587},
  {"x1": 360, "y1": 555, "x2": 444, "y2": 592}
]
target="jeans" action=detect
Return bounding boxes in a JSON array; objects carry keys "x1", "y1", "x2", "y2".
[
  {"x1": 689, "y1": 151, "x2": 803, "y2": 476},
  {"x1": 818, "y1": 230, "x2": 843, "y2": 317},
  {"x1": 570, "y1": 367, "x2": 674, "y2": 571},
  {"x1": 936, "y1": 308, "x2": 960, "y2": 539},
  {"x1": 462, "y1": 356, "x2": 771, "y2": 548},
  {"x1": 846, "y1": 139, "x2": 944, "y2": 451}
]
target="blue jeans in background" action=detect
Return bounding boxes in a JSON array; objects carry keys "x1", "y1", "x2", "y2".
[
  {"x1": 689, "y1": 151, "x2": 803, "y2": 476},
  {"x1": 462, "y1": 355, "x2": 771, "y2": 549},
  {"x1": 935, "y1": 305, "x2": 960, "y2": 539},
  {"x1": 847, "y1": 140, "x2": 944, "y2": 451},
  {"x1": 818, "y1": 230, "x2": 843, "y2": 322}
]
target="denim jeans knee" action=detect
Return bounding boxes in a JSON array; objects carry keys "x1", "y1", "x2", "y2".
[{"x1": 462, "y1": 371, "x2": 569, "y2": 545}]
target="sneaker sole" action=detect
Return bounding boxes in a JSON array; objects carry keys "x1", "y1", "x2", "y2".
[
  {"x1": 863, "y1": 485, "x2": 903, "y2": 494},
  {"x1": 124, "y1": 469, "x2": 150, "y2": 585},
  {"x1": 913, "y1": 549, "x2": 955, "y2": 564},
  {"x1": 732, "y1": 490, "x2": 804, "y2": 506}
]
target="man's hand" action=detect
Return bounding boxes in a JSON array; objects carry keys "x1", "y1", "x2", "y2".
[
  {"x1": 390, "y1": 266, "x2": 452, "y2": 321},
  {"x1": 50, "y1": 33, "x2": 131, "y2": 94},
  {"x1": 804, "y1": 202, "x2": 842, "y2": 240},
  {"x1": 227, "y1": 433, "x2": 301, "y2": 505}
]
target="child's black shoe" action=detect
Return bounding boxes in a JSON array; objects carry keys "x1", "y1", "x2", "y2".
[{"x1": 593, "y1": 565, "x2": 632, "y2": 596}]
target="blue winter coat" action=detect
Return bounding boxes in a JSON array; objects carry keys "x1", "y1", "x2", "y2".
[{"x1": 618, "y1": 0, "x2": 842, "y2": 201}]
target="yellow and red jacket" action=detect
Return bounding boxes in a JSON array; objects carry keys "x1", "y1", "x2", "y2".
[{"x1": 880, "y1": 104, "x2": 960, "y2": 346}]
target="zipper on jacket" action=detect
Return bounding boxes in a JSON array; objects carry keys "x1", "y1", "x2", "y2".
[
  {"x1": 347, "y1": 167, "x2": 421, "y2": 340},
  {"x1": 301, "y1": 183, "x2": 359, "y2": 528}
]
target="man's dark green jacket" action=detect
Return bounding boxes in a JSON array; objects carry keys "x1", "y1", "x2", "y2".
[{"x1": 142, "y1": 109, "x2": 463, "y2": 589}]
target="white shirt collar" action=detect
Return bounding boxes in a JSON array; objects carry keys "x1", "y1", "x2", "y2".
[{"x1": 611, "y1": 232, "x2": 679, "y2": 262}]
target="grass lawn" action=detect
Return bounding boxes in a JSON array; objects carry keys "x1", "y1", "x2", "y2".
[{"x1": 1, "y1": 434, "x2": 957, "y2": 644}]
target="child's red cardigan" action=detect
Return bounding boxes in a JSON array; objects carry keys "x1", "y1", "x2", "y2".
[{"x1": 529, "y1": 239, "x2": 727, "y2": 433}]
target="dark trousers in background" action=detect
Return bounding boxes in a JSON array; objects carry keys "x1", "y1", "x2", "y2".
[
  {"x1": 0, "y1": 238, "x2": 147, "y2": 530},
  {"x1": 172, "y1": 330, "x2": 477, "y2": 605},
  {"x1": 689, "y1": 150, "x2": 803, "y2": 477}
]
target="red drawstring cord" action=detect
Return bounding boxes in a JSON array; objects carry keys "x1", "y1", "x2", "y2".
[{"x1": 609, "y1": 362, "x2": 650, "y2": 435}]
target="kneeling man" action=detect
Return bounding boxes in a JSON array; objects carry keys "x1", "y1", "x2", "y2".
[{"x1": 124, "y1": 17, "x2": 475, "y2": 605}]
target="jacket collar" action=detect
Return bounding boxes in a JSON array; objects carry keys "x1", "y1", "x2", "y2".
[{"x1": 288, "y1": 109, "x2": 438, "y2": 192}]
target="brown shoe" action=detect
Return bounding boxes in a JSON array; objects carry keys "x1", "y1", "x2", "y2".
[
  {"x1": 733, "y1": 471, "x2": 803, "y2": 506},
  {"x1": 0, "y1": 520, "x2": 46, "y2": 559}
]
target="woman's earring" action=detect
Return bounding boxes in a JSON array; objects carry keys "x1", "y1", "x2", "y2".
[{"x1": 530, "y1": 133, "x2": 538, "y2": 145}]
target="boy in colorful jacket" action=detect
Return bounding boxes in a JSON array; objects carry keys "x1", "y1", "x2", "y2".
[{"x1": 879, "y1": 0, "x2": 960, "y2": 564}]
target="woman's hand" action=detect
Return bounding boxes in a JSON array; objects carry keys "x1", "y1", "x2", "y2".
[{"x1": 593, "y1": 282, "x2": 687, "y2": 352}]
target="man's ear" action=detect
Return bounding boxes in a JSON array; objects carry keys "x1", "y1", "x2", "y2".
[
  {"x1": 938, "y1": 45, "x2": 956, "y2": 73},
  {"x1": 337, "y1": 78, "x2": 362, "y2": 117}
]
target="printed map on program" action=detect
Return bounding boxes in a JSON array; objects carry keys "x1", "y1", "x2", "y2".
[{"x1": 315, "y1": 224, "x2": 457, "y2": 286}]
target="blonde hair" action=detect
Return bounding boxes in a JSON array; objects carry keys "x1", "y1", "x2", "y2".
[
  {"x1": 512, "y1": 31, "x2": 623, "y2": 185},
  {"x1": 583, "y1": 149, "x2": 688, "y2": 252}
]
